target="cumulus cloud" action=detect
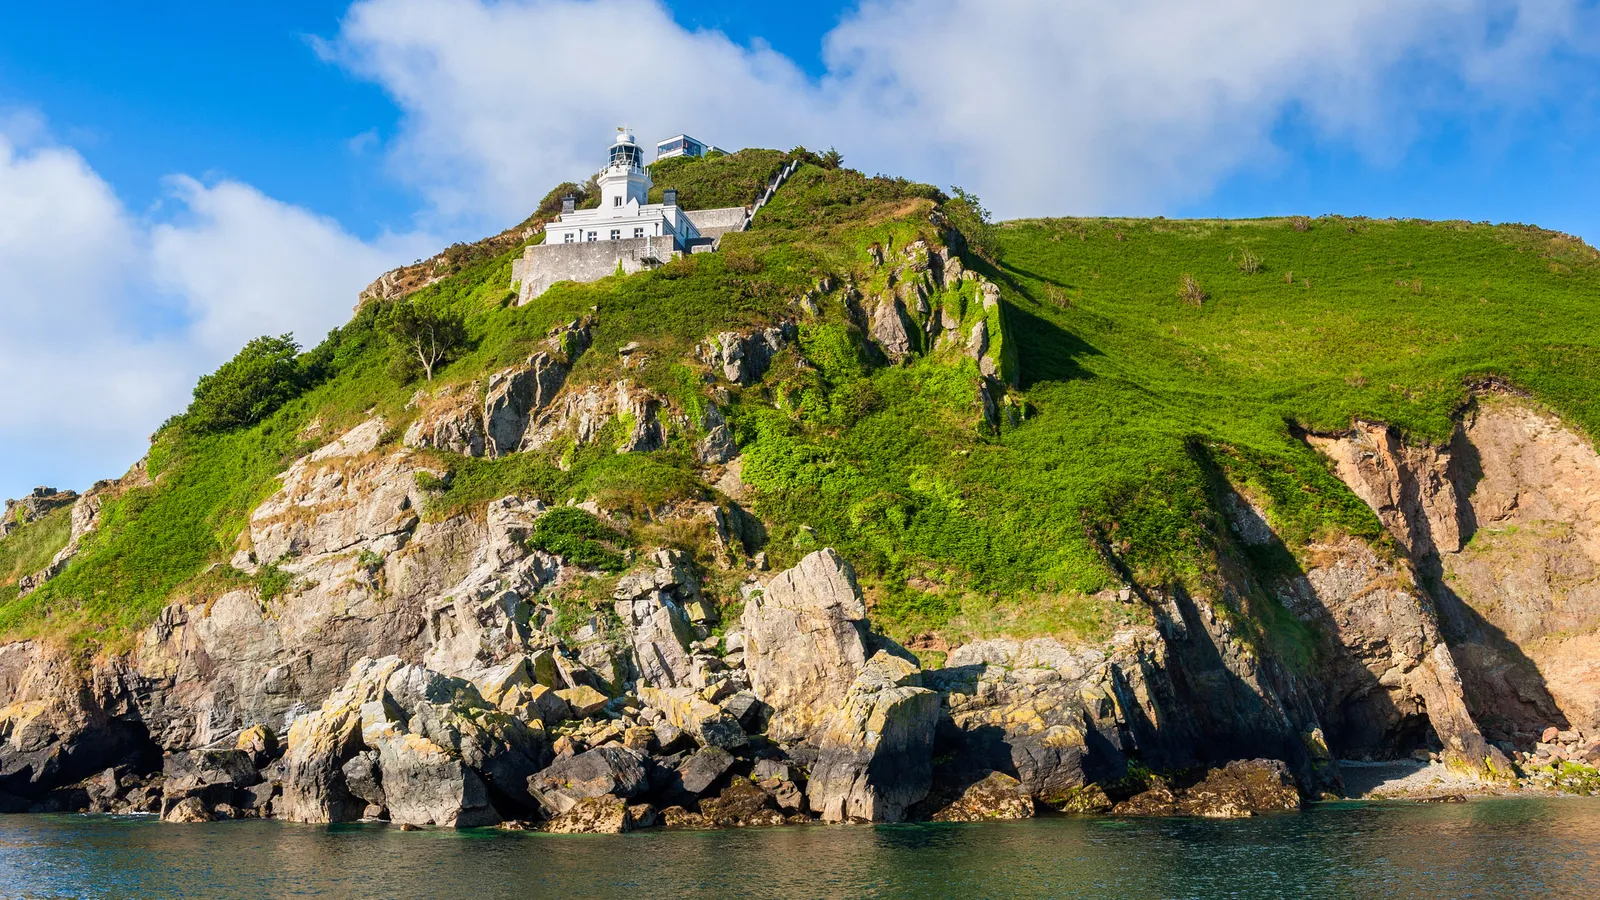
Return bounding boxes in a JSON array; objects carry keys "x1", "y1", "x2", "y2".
[
  {"x1": 331, "y1": 0, "x2": 1596, "y2": 221},
  {"x1": 0, "y1": 127, "x2": 426, "y2": 501},
  {"x1": 151, "y1": 177, "x2": 426, "y2": 356}
]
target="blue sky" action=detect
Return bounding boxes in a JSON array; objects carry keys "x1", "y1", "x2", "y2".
[{"x1": 2, "y1": 0, "x2": 1599, "y2": 500}]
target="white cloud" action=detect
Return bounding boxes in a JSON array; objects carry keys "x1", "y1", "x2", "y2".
[
  {"x1": 330, "y1": 0, "x2": 1595, "y2": 222},
  {"x1": 0, "y1": 128, "x2": 427, "y2": 502},
  {"x1": 330, "y1": 0, "x2": 822, "y2": 226},
  {"x1": 151, "y1": 176, "x2": 426, "y2": 356}
]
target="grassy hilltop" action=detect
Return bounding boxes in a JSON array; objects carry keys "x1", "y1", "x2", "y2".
[{"x1": 3, "y1": 148, "x2": 1599, "y2": 659}]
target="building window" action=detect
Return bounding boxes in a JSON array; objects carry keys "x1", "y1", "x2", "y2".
[
  {"x1": 610, "y1": 229, "x2": 621, "y2": 241},
  {"x1": 563, "y1": 233, "x2": 574, "y2": 243},
  {"x1": 634, "y1": 227, "x2": 645, "y2": 238},
  {"x1": 586, "y1": 232, "x2": 597, "y2": 242},
  {"x1": 613, "y1": 196, "x2": 622, "y2": 207}
]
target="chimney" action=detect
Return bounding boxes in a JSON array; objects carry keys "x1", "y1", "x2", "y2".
[
  {"x1": 663, "y1": 188, "x2": 678, "y2": 207},
  {"x1": 561, "y1": 194, "x2": 576, "y2": 214}
]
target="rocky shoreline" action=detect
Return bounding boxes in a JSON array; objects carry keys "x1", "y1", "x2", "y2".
[{"x1": 7, "y1": 542, "x2": 1594, "y2": 831}]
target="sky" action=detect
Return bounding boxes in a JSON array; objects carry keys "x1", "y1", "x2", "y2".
[{"x1": 1, "y1": 0, "x2": 1598, "y2": 501}]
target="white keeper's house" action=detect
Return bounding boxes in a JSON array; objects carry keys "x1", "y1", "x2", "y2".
[{"x1": 511, "y1": 129, "x2": 749, "y2": 303}]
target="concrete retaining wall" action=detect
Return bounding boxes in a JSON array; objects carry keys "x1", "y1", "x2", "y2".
[{"x1": 514, "y1": 238, "x2": 680, "y2": 304}]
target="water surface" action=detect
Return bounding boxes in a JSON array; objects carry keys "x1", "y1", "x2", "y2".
[{"x1": 3, "y1": 798, "x2": 1598, "y2": 899}]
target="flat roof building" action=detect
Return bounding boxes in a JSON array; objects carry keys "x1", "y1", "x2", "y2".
[{"x1": 655, "y1": 134, "x2": 710, "y2": 160}]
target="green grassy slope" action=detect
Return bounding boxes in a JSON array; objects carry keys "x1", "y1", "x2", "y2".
[
  {"x1": 0, "y1": 506, "x2": 73, "y2": 606},
  {"x1": 5, "y1": 153, "x2": 1598, "y2": 656}
]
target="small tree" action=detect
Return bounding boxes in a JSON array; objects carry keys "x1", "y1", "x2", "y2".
[
  {"x1": 381, "y1": 301, "x2": 466, "y2": 382},
  {"x1": 183, "y1": 334, "x2": 304, "y2": 432},
  {"x1": 820, "y1": 147, "x2": 844, "y2": 169},
  {"x1": 943, "y1": 187, "x2": 1004, "y2": 264}
]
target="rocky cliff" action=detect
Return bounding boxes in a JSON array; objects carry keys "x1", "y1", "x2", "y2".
[{"x1": 3, "y1": 168, "x2": 1599, "y2": 827}]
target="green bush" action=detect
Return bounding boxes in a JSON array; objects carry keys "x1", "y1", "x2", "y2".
[
  {"x1": 527, "y1": 507, "x2": 628, "y2": 572},
  {"x1": 181, "y1": 335, "x2": 304, "y2": 432}
]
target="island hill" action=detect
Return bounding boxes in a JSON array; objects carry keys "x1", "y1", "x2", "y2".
[{"x1": 2, "y1": 132, "x2": 1599, "y2": 829}]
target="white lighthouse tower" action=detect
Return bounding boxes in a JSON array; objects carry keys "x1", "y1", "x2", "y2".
[
  {"x1": 542, "y1": 128, "x2": 696, "y2": 247},
  {"x1": 598, "y1": 129, "x2": 651, "y2": 210}
]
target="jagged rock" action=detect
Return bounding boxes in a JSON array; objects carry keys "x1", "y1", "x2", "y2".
[
  {"x1": 556, "y1": 686, "x2": 608, "y2": 719},
  {"x1": 0, "y1": 487, "x2": 77, "y2": 539},
  {"x1": 423, "y1": 496, "x2": 562, "y2": 676},
  {"x1": 527, "y1": 746, "x2": 648, "y2": 815},
  {"x1": 700, "y1": 778, "x2": 785, "y2": 827},
  {"x1": 698, "y1": 324, "x2": 795, "y2": 385},
  {"x1": 404, "y1": 382, "x2": 486, "y2": 457},
  {"x1": 613, "y1": 551, "x2": 701, "y2": 689},
  {"x1": 930, "y1": 771, "x2": 1035, "y2": 822},
  {"x1": 930, "y1": 638, "x2": 1125, "y2": 805},
  {"x1": 341, "y1": 751, "x2": 385, "y2": 809},
  {"x1": 483, "y1": 320, "x2": 591, "y2": 457},
  {"x1": 640, "y1": 687, "x2": 747, "y2": 750},
  {"x1": 743, "y1": 549, "x2": 868, "y2": 742},
  {"x1": 675, "y1": 746, "x2": 735, "y2": 795},
  {"x1": 806, "y1": 652, "x2": 939, "y2": 823},
  {"x1": 544, "y1": 794, "x2": 635, "y2": 833},
  {"x1": 1113, "y1": 759, "x2": 1302, "y2": 818},
  {"x1": 248, "y1": 420, "x2": 435, "y2": 566},
  {"x1": 697, "y1": 405, "x2": 738, "y2": 464},
  {"x1": 162, "y1": 796, "x2": 214, "y2": 823},
  {"x1": 870, "y1": 298, "x2": 917, "y2": 363}
]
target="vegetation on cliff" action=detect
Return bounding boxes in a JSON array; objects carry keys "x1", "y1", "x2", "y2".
[{"x1": 3, "y1": 146, "x2": 1599, "y2": 661}]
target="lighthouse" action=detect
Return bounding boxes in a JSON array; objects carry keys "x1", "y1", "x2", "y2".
[{"x1": 513, "y1": 128, "x2": 756, "y2": 303}]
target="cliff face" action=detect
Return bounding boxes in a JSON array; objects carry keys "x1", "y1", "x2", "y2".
[
  {"x1": 4, "y1": 189, "x2": 1600, "y2": 825},
  {"x1": 1313, "y1": 393, "x2": 1600, "y2": 749}
]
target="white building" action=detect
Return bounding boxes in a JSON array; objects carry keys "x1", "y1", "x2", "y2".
[
  {"x1": 511, "y1": 129, "x2": 753, "y2": 304},
  {"x1": 542, "y1": 130, "x2": 703, "y2": 252},
  {"x1": 655, "y1": 134, "x2": 711, "y2": 160}
]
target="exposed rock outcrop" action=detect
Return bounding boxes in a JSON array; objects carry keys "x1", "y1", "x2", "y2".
[
  {"x1": 1113, "y1": 758, "x2": 1302, "y2": 818},
  {"x1": 807, "y1": 651, "x2": 939, "y2": 823},
  {"x1": 697, "y1": 324, "x2": 795, "y2": 386},
  {"x1": 281, "y1": 656, "x2": 546, "y2": 827},
  {"x1": 1312, "y1": 393, "x2": 1600, "y2": 745},
  {"x1": 742, "y1": 549, "x2": 868, "y2": 742}
]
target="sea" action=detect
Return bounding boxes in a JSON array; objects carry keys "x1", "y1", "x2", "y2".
[{"x1": 1, "y1": 798, "x2": 1597, "y2": 899}]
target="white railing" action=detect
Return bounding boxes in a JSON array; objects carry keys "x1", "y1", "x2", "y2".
[{"x1": 739, "y1": 159, "x2": 803, "y2": 233}]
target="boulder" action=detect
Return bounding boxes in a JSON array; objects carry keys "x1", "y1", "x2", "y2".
[
  {"x1": 556, "y1": 686, "x2": 609, "y2": 719},
  {"x1": 1113, "y1": 759, "x2": 1302, "y2": 818},
  {"x1": 640, "y1": 687, "x2": 747, "y2": 750},
  {"x1": 162, "y1": 796, "x2": 214, "y2": 823},
  {"x1": 341, "y1": 751, "x2": 385, "y2": 809},
  {"x1": 527, "y1": 746, "x2": 648, "y2": 815},
  {"x1": 543, "y1": 794, "x2": 635, "y2": 834},
  {"x1": 929, "y1": 772, "x2": 1034, "y2": 822},
  {"x1": 235, "y1": 725, "x2": 279, "y2": 767},
  {"x1": 613, "y1": 553, "x2": 701, "y2": 689},
  {"x1": 806, "y1": 652, "x2": 939, "y2": 823},
  {"x1": 675, "y1": 746, "x2": 735, "y2": 796},
  {"x1": 742, "y1": 549, "x2": 869, "y2": 742},
  {"x1": 700, "y1": 779, "x2": 785, "y2": 827},
  {"x1": 280, "y1": 656, "x2": 544, "y2": 826}
]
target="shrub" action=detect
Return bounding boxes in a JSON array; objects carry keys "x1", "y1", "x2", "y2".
[
  {"x1": 1178, "y1": 273, "x2": 1207, "y2": 306},
  {"x1": 183, "y1": 335, "x2": 304, "y2": 432},
  {"x1": 1236, "y1": 249, "x2": 1263, "y2": 275},
  {"x1": 527, "y1": 507, "x2": 628, "y2": 572},
  {"x1": 943, "y1": 187, "x2": 1004, "y2": 263}
]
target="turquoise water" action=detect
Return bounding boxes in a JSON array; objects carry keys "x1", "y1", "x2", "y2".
[{"x1": 2, "y1": 799, "x2": 1598, "y2": 899}]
